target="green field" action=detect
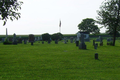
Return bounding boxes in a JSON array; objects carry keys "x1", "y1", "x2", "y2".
[{"x1": 0, "y1": 40, "x2": 120, "y2": 80}]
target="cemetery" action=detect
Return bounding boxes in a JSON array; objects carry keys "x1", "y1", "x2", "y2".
[
  {"x1": 0, "y1": 33, "x2": 120, "y2": 80},
  {"x1": 1, "y1": 0, "x2": 120, "y2": 79}
]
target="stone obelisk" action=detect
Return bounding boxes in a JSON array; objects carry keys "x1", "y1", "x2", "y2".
[{"x1": 6, "y1": 28, "x2": 8, "y2": 38}]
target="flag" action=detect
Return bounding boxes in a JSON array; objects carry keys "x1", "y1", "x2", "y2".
[{"x1": 59, "y1": 20, "x2": 61, "y2": 27}]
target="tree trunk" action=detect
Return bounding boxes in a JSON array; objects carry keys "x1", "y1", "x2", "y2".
[
  {"x1": 113, "y1": 0, "x2": 120, "y2": 46},
  {"x1": 113, "y1": 26, "x2": 117, "y2": 46}
]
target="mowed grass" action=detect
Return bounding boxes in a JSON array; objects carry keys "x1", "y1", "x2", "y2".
[{"x1": 0, "y1": 40, "x2": 120, "y2": 80}]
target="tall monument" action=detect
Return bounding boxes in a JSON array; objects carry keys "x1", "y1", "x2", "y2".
[{"x1": 6, "y1": 28, "x2": 8, "y2": 38}]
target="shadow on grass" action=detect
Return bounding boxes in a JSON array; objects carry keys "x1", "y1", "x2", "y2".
[
  {"x1": 78, "y1": 49, "x2": 90, "y2": 50},
  {"x1": 95, "y1": 59, "x2": 104, "y2": 62}
]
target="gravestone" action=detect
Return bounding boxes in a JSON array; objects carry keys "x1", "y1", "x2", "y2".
[
  {"x1": 37, "y1": 37, "x2": 40, "y2": 43},
  {"x1": 77, "y1": 32, "x2": 90, "y2": 42},
  {"x1": 42, "y1": 41, "x2": 44, "y2": 44},
  {"x1": 2, "y1": 38, "x2": 5, "y2": 42},
  {"x1": 13, "y1": 33, "x2": 17, "y2": 45},
  {"x1": 99, "y1": 36, "x2": 103, "y2": 42},
  {"x1": 76, "y1": 36, "x2": 79, "y2": 46},
  {"x1": 29, "y1": 34, "x2": 35, "y2": 45},
  {"x1": 95, "y1": 53, "x2": 98, "y2": 59},
  {"x1": 107, "y1": 38, "x2": 112, "y2": 42},
  {"x1": 96, "y1": 38, "x2": 100, "y2": 42},
  {"x1": 94, "y1": 43, "x2": 98, "y2": 49},
  {"x1": 48, "y1": 38, "x2": 52, "y2": 44},
  {"x1": 76, "y1": 38, "x2": 79, "y2": 46},
  {"x1": 48, "y1": 40, "x2": 51, "y2": 44},
  {"x1": 96, "y1": 43, "x2": 98, "y2": 47},
  {"x1": 19, "y1": 36, "x2": 21, "y2": 38},
  {"x1": 67, "y1": 39, "x2": 69, "y2": 42},
  {"x1": 99, "y1": 36, "x2": 103, "y2": 46},
  {"x1": 64, "y1": 37, "x2": 67, "y2": 44},
  {"x1": 40, "y1": 36, "x2": 43, "y2": 41},
  {"x1": 76, "y1": 32, "x2": 80, "y2": 46},
  {"x1": 38, "y1": 37, "x2": 40, "y2": 41},
  {"x1": 24, "y1": 39, "x2": 27, "y2": 44},
  {"x1": 83, "y1": 32, "x2": 90, "y2": 42},
  {"x1": 50, "y1": 38, "x2": 52, "y2": 41},
  {"x1": 38, "y1": 37, "x2": 39, "y2": 41},
  {"x1": 55, "y1": 40, "x2": 58, "y2": 44},
  {"x1": 35, "y1": 37, "x2": 38, "y2": 41},
  {"x1": 76, "y1": 41, "x2": 79, "y2": 46},
  {"x1": 74, "y1": 38, "x2": 76, "y2": 43},
  {"x1": 70, "y1": 37, "x2": 73, "y2": 43},
  {"x1": 79, "y1": 33, "x2": 86, "y2": 49}
]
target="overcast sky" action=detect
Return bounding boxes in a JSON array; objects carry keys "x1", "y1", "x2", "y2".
[{"x1": 0, "y1": 0, "x2": 106, "y2": 35}]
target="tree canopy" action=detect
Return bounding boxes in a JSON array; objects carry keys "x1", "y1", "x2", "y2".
[
  {"x1": 78, "y1": 18, "x2": 100, "y2": 34},
  {"x1": 0, "y1": 0, "x2": 23, "y2": 26},
  {"x1": 42, "y1": 33, "x2": 51, "y2": 41},
  {"x1": 51, "y1": 33, "x2": 63, "y2": 41},
  {"x1": 97, "y1": 0, "x2": 120, "y2": 46}
]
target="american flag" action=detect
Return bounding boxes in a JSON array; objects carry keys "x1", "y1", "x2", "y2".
[{"x1": 59, "y1": 20, "x2": 61, "y2": 27}]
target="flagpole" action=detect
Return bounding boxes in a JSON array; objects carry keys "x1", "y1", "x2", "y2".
[{"x1": 59, "y1": 26, "x2": 60, "y2": 33}]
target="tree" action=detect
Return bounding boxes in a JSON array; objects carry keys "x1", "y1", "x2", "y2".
[
  {"x1": 78, "y1": 18, "x2": 100, "y2": 34},
  {"x1": 106, "y1": 27, "x2": 120, "y2": 37},
  {"x1": 97, "y1": 0, "x2": 120, "y2": 46},
  {"x1": 42, "y1": 33, "x2": 51, "y2": 41},
  {"x1": 0, "y1": 0, "x2": 23, "y2": 26},
  {"x1": 51, "y1": 32, "x2": 63, "y2": 41}
]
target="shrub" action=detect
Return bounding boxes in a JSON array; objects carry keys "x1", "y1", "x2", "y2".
[{"x1": 3, "y1": 38, "x2": 12, "y2": 45}]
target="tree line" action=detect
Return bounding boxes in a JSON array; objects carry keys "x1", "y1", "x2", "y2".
[{"x1": 1, "y1": 0, "x2": 120, "y2": 46}]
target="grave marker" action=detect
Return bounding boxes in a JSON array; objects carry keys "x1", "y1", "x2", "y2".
[
  {"x1": 29, "y1": 34, "x2": 35, "y2": 45},
  {"x1": 79, "y1": 33, "x2": 86, "y2": 49},
  {"x1": 55, "y1": 40, "x2": 58, "y2": 44},
  {"x1": 42, "y1": 41, "x2": 44, "y2": 44},
  {"x1": 13, "y1": 33, "x2": 17, "y2": 45},
  {"x1": 95, "y1": 53, "x2": 98, "y2": 59},
  {"x1": 70, "y1": 37, "x2": 73, "y2": 43},
  {"x1": 64, "y1": 37, "x2": 67, "y2": 44},
  {"x1": 24, "y1": 39, "x2": 27, "y2": 44}
]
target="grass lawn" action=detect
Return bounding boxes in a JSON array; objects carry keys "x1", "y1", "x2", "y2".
[{"x1": 0, "y1": 40, "x2": 120, "y2": 80}]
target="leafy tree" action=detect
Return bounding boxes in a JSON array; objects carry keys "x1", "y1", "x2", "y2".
[
  {"x1": 51, "y1": 34, "x2": 58, "y2": 41},
  {"x1": 51, "y1": 32, "x2": 63, "y2": 41},
  {"x1": 0, "y1": 0, "x2": 23, "y2": 26},
  {"x1": 97, "y1": 0, "x2": 120, "y2": 46},
  {"x1": 42, "y1": 33, "x2": 51, "y2": 41},
  {"x1": 78, "y1": 18, "x2": 100, "y2": 34},
  {"x1": 57, "y1": 33, "x2": 63, "y2": 40},
  {"x1": 106, "y1": 27, "x2": 120, "y2": 37},
  {"x1": 106, "y1": 30, "x2": 120, "y2": 38}
]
